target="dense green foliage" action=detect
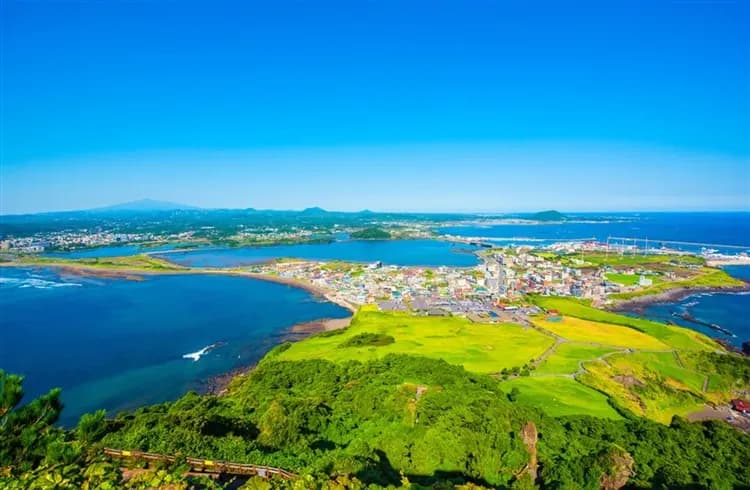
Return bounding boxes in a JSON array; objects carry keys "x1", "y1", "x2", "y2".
[
  {"x1": 338, "y1": 333, "x2": 395, "y2": 347},
  {"x1": 2, "y1": 357, "x2": 750, "y2": 488},
  {"x1": 529, "y1": 211, "x2": 566, "y2": 222},
  {"x1": 350, "y1": 228, "x2": 392, "y2": 240}
]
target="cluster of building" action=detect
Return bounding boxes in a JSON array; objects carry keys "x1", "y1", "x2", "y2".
[
  {"x1": 0, "y1": 231, "x2": 164, "y2": 253},
  {"x1": 239, "y1": 238, "x2": 709, "y2": 321}
]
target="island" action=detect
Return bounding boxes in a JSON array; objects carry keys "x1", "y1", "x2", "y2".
[{"x1": 349, "y1": 227, "x2": 392, "y2": 239}]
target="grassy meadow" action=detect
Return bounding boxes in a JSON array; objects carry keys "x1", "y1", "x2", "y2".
[
  {"x1": 275, "y1": 306, "x2": 555, "y2": 373},
  {"x1": 498, "y1": 376, "x2": 622, "y2": 419},
  {"x1": 531, "y1": 316, "x2": 670, "y2": 350},
  {"x1": 270, "y1": 299, "x2": 750, "y2": 425},
  {"x1": 530, "y1": 296, "x2": 720, "y2": 351},
  {"x1": 534, "y1": 342, "x2": 618, "y2": 375}
]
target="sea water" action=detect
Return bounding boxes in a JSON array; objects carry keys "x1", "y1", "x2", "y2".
[{"x1": 0, "y1": 267, "x2": 349, "y2": 426}]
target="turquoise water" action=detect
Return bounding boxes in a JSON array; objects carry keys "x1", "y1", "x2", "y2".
[
  {"x1": 161, "y1": 239, "x2": 480, "y2": 267},
  {"x1": 0, "y1": 267, "x2": 349, "y2": 426}
]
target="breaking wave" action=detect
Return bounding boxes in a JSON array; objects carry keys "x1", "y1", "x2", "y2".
[{"x1": 0, "y1": 276, "x2": 82, "y2": 289}]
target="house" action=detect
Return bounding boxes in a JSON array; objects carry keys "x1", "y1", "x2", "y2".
[{"x1": 731, "y1": 399, "x2": 750, "y2": 413}]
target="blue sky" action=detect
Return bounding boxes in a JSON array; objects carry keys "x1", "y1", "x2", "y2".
[{"x1": 1, "y1": 1, "x2": 748, "y2": 214}]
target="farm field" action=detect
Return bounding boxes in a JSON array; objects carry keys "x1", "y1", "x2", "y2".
[
  {"x1": 535, "y1": 342, "x2": 619, "y2": 375},
  {"x1": 530, "y1": 296, "x2": 719, "y2": 351},
  {"x1": 271, "y1": 304, "x2": 748, "y2": 425},
  {"x1": 275, "y1": 306, "x2": 555, "y2": 373},
  {"x1": 531, "y1": 316, "x2": 670, "y2": 350}
]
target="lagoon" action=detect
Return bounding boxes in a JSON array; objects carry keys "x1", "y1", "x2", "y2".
[
  {"x1": 160, "y1": 239, "x2": 480, "y2": 267},
  {"x1": 0, "y1": 267, "x2": 349, "y2": 426}
]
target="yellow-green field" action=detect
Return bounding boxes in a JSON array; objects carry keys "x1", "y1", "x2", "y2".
[
  {"x1": 530, "y1": 296, "x2": 719, "y2": 351},
  {"x1": 535, "y1": 343, "x2": 619, "y2": 375},
  {"x1": 271, "y1": 298, "x2": 745, "y2": 425},
  {"x1": 275, "y1": 306, "x2": 555, "y2": 373},
  {"x1": 12, "y1": 254, "x2": 184, "y2": 271},
  {"x1": 577, "y1": 356, "x2": 705, "y2": 423},
  {"x1": 532, "y1": 316, "x2": 670, "y2": 350}
]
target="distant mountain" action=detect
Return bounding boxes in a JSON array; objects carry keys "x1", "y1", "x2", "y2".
[
  {"x1": 530, "y1": 210, "x2": 566, "y2": 221},
  {"x1": 92, "y1": 199, "x2": 200, "y2": 212},
  {"x1": 300, "y1": 206, "x2": 329, "y2": 215}
]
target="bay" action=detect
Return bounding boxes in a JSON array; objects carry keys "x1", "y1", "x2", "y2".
[{"x1": 0, "y1": 267, "x2": 349, "y2": 426}]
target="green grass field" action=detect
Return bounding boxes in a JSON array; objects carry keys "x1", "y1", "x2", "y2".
[
  {"x1": 608, "y1": 351, "x2": 706, "y2": 392},
  {"x1": 605, "y1": 273, "x2": 641, "y2": 286},
  {"x1": 14, "y1": 254, "x2": 185, "y2": 271},
  {"x1": 577, "y1": 355, "x2": 708, "y2": 423},
  {"x1": 498, "y1": 377, "x2": 622, "y2": 419},
  {"x1": 535, "y1": 343, "x2": 619, "y2": 375},
  {"x1": 275, "y1": 306, "x2": 555, "y2": 374},
  {"x1": 271, "y1": 304, "x2": 745, "y2": 424},
  {"x1": 530, "y1": 296, "x2": 719, "y2": 351},
  {"x1": 555, "y1": 252, "x2": 705, "y2": 268}
]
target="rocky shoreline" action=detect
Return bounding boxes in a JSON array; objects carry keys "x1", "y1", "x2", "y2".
[
  {"x1": 199, "y1": 315, "x2": 353, "y2": 396},
  {"x1": 610, "y1": 283, "x2": 750, "y2": 315}
]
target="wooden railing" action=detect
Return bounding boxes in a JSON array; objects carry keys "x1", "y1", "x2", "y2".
[{"x1": 103, "y1": 447, "x2": 298, "y2": 480}]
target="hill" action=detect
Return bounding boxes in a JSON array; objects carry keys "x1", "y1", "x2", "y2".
[
  {"x1": 350, "y1": 227, "x2": 391, "y2": 239},
  {"x1": 530, "y1": 210, "x2": 566, "y2": 221}
]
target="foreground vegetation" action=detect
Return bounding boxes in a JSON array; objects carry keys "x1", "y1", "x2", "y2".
[{"x1": 3, "y1": 352, "x2": 750, "y2": 489}]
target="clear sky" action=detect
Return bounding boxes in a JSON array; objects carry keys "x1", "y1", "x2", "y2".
[{"x1": 1, "y1": 0, "x2": 748, "y2": 214}]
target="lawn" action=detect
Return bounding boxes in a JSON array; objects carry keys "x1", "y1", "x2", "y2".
[
  {"x1": 605, "y1": 273, "x2": 641, "y2": 286},
  {"x1": 498, "y1": 377, "x2": 622, "y2": 419},
  {"x1": 275, "y1": 307, "x2": 555, "y2": 374},
  {"x1": 535, "y1": 343, "x2": 619, "y2": 375},
  {"x1": 529, "y1": 296, "x2": 719, "y2": 351},
  {"x1": 531, "y1": 316, "x2": 670, "y2": 350}
]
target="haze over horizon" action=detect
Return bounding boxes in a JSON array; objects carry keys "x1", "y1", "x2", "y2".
[{"x1": 2, "y1": 1, "x2": 749, "y2": 214}]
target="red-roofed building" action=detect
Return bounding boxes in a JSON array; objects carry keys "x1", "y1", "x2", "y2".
[{"x1": 731, "y1": 399, "x2": 750, "y2": 413}]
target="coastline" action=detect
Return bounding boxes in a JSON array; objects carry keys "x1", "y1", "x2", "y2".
[
  {"x1": 2, "y1": 261, "x2": 357, "y2": 401},
  {"x1": 609, "y1": 283, "x2": 750, "y2": 314},
  {"x1": 0, "y1": 261, "x2": 359, "y2": 313},
  {"x1": 201, "y1": 315, "x2": 353, "y2": 396}
]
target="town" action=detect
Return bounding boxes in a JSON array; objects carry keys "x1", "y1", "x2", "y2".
[{"x1": 240, "y1": 239, "x2": 747, "y2": 323}]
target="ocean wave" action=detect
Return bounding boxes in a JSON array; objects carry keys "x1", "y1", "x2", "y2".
[{"x1": 0, "y1": 276, "x2": 82, "y2": 289}]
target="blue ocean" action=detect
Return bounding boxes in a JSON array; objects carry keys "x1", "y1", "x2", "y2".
[
  {"x1": 440, "y1": 212, "x2": 750, "y2": 254},
  {"x1": 0, "y1": 267, "x2": 349, "y2": 426}
]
